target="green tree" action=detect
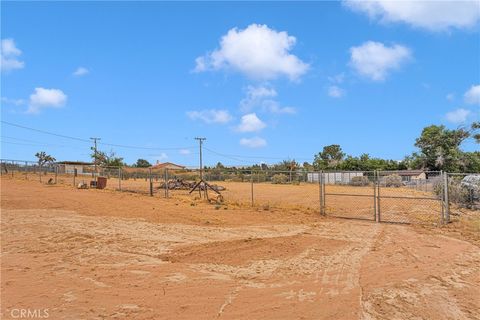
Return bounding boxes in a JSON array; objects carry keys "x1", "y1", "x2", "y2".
[
  {"x1": 413, "y1": 125, "x2": 469, "y2": 171},
  {"x1": 459, "y1": 151, "x2": 480, "y2": 173},
  {"x1": 471, "y1": 122, "x2": 480, "y2": 144},
  {"x1": 91, "y1": 150, "x2": 124, "y2": 167},
  {"x1": 274, "y1": 159, "x2": 299, "y2": 171},
  {"x1": 302, "y1": 162, "x2": 314, "y2": 171},
  {"x1": 313, "y1": 144, "x2": 345, "y2": 170},
  {"x1": 35, "y1": 151, "x2": 56, "y2": 166},
  {"x1": 134, "y1": 159, "x2": 151, "y2": 168},
  {"x1": 339, "y1": 153, "x2": 401, "y2": 171}
]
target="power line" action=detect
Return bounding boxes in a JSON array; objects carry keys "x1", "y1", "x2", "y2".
[
  {"x1": 2, "y1": 121, "x2": 313, "y2": 162},
  {"x1": 203, "y1": 147, "x2": 254, "y2": 164},
  {"x1": 1, "y1": 135, "x2": 77, "y2": 148},
  {"x1": 1, "y1": 121, "x2": 196, "y2": 151},
  {"x1": 98, "y1": 141, "x2": 195, "y2": 151},
  {"x1": 1, "y1": 120, "x2": 90, "y2": 143},
  {"x1": 0, "y1": 140, "x2": 54, "y2": 148},
  {"x1": 204, "y1": 147, "x2": 312, "y2": 163}
]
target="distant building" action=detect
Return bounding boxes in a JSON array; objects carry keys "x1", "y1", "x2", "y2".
[
  {"x1": 150, "y1": 161, "x2": 186, "y2": 170},
  {"x1": 308, "y1": 172, "x2": 364, "y2": 184},
  {"x1": 395, "y1": 170, "x2": 426, "y2": 182},
  {"x1": 56, "y1": 161, "x2": 93, "y2": 174}
]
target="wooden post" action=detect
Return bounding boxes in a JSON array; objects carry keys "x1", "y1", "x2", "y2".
[{"x1": 149, "y1": 168, "x2": 153, "y2": 196}]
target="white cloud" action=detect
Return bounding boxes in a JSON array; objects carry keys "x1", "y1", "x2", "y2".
[
  {"x1": 186, "y1": 109, "x2": 232, "y2": 124},
  {"x1": 446, "y1": 93, "x2": 455, "y2": 102},
  {"x1": 328, "y1": 73, "x2": 345, "y2": 84},
  {"x1": 1, "y1": 97, "x2": 26, "y2": 106},
  {"x1": 445, "y1": 108, "x2": 471, "y2": 124},
  {"x1": 240, "y1": 137, "x2": 267, "y2": 148},
  {"x1": 154, "y1": 153, "x2": 168, "y2": 162},
  {"x1": 343, "y1": 0, "x2": 480, "y2": 31},
  {"x1": 179, "y1": 149, "x2": 191, "y2": 155},
  {"x1": 194, "y1": 24, "x2": 309, "y2": 81},
  {"x1": 240, "y1": 85, "x2": 295, "y2": 114},
  {"x1": 262, "y1": 100, "x2": 296, "y2": 114},
  {"x1": 349, "y1": 41, "x2": 411, "y2": 81},
  {"x1": 464, "y1": 84, "x2": 480, "y2": 105},
  {"x1": 73, "y1": 67, "x2": 89, "y2": 76},
  {"x1": 328, "y1": 85, "x2": 345, "y2": 98},
  {"x1": 1, "y1": 38, "x2": 25, "y2": 72},
  {"x1": 237, "y1": 113, "x2": 266, "y2": 132},
  {"x1": 27, "y1": 88, "x2": 67, "y2": 114}
]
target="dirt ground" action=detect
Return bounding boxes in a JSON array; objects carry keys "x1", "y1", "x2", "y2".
[{"x1": 1, "y1": 177, "x2": 479, "y2": 320}]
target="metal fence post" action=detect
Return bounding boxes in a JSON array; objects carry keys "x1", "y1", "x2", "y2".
[
  {"x1": 149, "y1": 168, "x2": 153, "y2": 196},
  {"x1": 118, "y1": 167, "x2": 122, "y2": 191},
  {"x1": 318, "y1": 171, "x2": 322, "y2": 215},
  {"x1": 55, "y1": 165, "x2": 58, "y2": 184},
  {"x1": 443, "y1": 172, "x2": 450, "y2": 224},
  {"x1": 251, "y1": 172, "x2": 254, "y2": 207},
  {"x1": 73, "y1": 166, "x2": 76, "y2": 187},
  {"x1": 320, "y1": 171, "x2": 325, "y2": 215},
  {"x1": 377, "y1": 170, "x2": 381, "y2": 222},
  {"x1": 373, "y1": 170, "x2": 377, "y2": 222},
  {"x1": 39, "y1": 164, "x2": 42, "y2": 182},
  {"x1": 164, "y1": 168, "x2": 169, "y2": 198}
]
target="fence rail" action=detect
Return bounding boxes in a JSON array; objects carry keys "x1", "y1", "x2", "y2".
[{"x1": 1, "y1": 159, "x2": 478, "y2": 225}]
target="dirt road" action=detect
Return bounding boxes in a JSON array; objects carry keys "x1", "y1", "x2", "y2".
[{"x1": 1, "y1": 178, "x2": 479, "y2": 319}]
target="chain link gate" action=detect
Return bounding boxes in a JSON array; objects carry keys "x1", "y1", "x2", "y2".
[
  {"x1": 320, "y1": 170, "x2": 448, "y2": 225},
  {"x1": 376, "y1": 171, "x2": 444, "y2": 224},
  {"x1": 319, "y1": 171, "x2": 377, "y2": 221}
]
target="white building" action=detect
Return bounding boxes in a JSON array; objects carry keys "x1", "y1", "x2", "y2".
[{"x1": 307, "y1": 172, "x2": 364, "y2": 184}]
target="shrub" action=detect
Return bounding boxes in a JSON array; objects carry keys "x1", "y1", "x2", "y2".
[
  {"x1": 385, "y1": 174, "x2": 402, "y2": 187},
  {"x1": 272, "y1": 173, "x2": 288, "y2": 184},
  {"x1": 461, "y1": 175, "x2": 480, "y2": 200},
  {"x1": 448, "y1": 183, "x2": 471, "y2": 206},
  {"x1": 230, "y1": 176, "x2": 244, "y2": 182},
  {"x1": 350, "y1": 176, "x2": 370, "y2": 186},
  {"x1": 437, "y1": 175, "x2": 480, "y2": 209}
]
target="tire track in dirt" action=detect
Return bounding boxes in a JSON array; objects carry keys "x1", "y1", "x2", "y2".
[{"x1": 359, "y1": 225, "x2": 480, "y2": 320}]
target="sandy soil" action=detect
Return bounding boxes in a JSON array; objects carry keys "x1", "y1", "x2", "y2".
[{"x1": 1, "y1": 178, "x2": 479, "y2": 319}]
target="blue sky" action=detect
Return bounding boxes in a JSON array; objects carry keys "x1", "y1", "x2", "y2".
[{"x1": 1, "y1": 1, "x2": 479, "y2": 166}]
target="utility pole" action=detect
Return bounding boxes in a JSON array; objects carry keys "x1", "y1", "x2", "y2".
[
  {"x1": 195, "y1": 137, "x2": 206, "y2": 180},
  {"x1": 189, "y1": 137, "x2": 219, "y2": 198},
  {"x1": 90, "y1": 137, "x2": 101, "y2": 183}
]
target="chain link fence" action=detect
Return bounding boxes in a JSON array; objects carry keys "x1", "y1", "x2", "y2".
[{"x1": 2, "y1": 159, "x2": 478, "y2": 225}]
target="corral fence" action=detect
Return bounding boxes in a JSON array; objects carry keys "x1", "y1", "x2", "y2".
[{"x1": 2, "y1": 159, "x2": 479, "y2": 225}]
